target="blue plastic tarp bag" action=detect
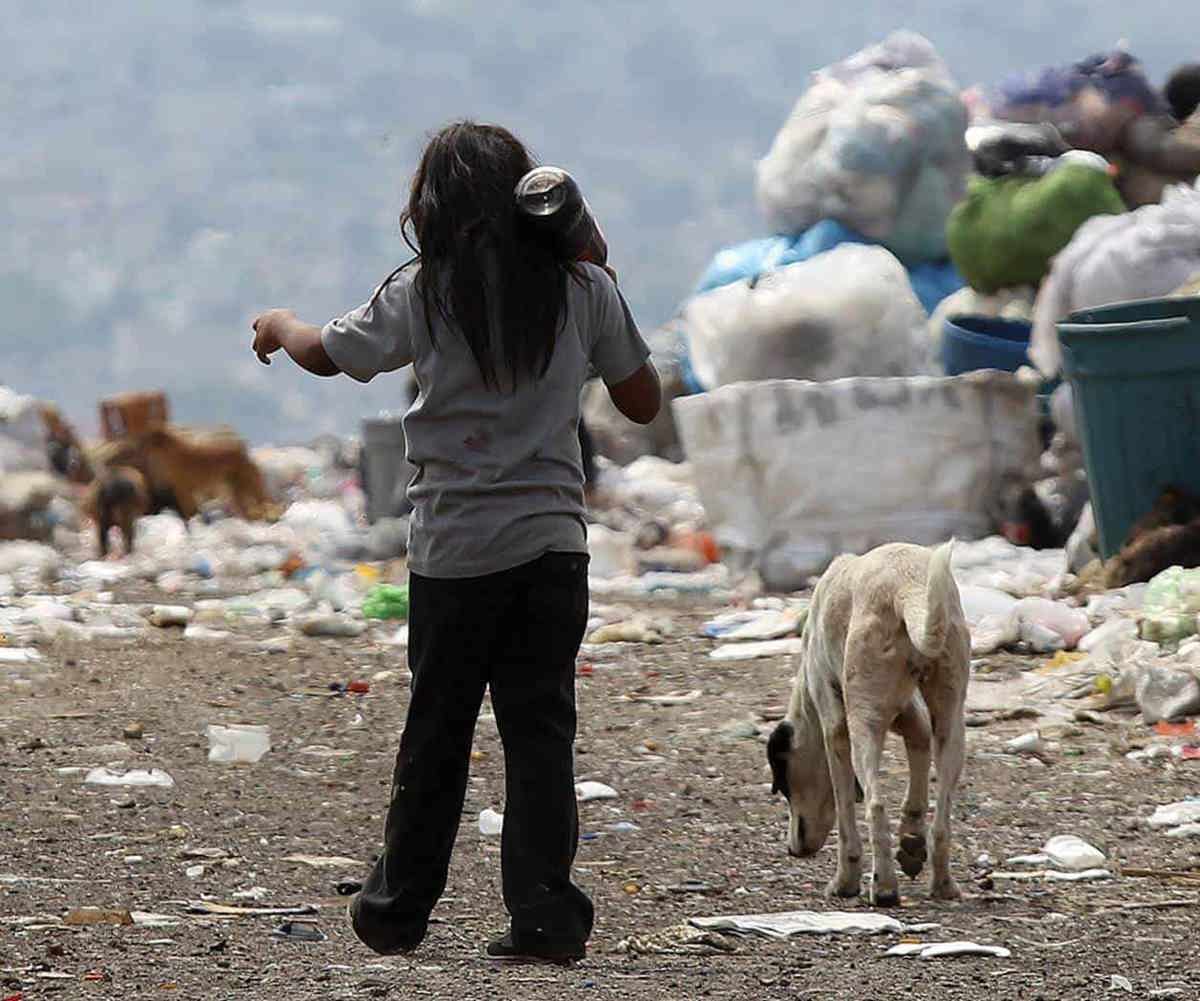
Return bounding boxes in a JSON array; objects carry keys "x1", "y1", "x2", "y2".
[{"x1": 694, "y1": 220, "x2": 962, "y2": 314}]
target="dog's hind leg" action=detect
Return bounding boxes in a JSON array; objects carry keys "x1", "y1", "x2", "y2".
[
  {"x1": 847, "y1": 711, "x2": 899, "y2": 907},
  {"x1": 892, "y1": 695, "x2": 931, "y2": 879},
  {"x1": 922, "y1": 681, "x2": 966, "y2": 901},
  {"x1": 822, "y1": 719, "x2": 863, "y2": 899}
]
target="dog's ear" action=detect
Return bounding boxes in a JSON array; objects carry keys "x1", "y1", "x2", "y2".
[
  {"x1": 854, "y1": 777, "x2": 864, "y2": 803},
  {"x1": 766, "y1": 721, "x2": 794, "y2": 799}
]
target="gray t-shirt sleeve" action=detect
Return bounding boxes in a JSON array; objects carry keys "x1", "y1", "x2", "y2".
[
  {"x1": 321, "y1": 276, "x2": 418, "y2": 384},
  {"x1": 587, "y1": 270, "x2": 652, "y2": 386}
]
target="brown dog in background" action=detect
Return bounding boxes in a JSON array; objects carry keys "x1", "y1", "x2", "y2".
[{"x1": 135, "y1": 427, "x2": 277, "y2": 522}]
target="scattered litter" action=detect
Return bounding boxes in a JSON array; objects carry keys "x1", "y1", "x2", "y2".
[
  {"x1": 231, "y1": 887, "x2": 271, "y2": 900},
  {"x1": 1004, "y1": 731, "x2": 1046, "y2": 755},
  {"x1": 64, "y1": 907, "x2": 133, "y2": 927},
  {"x1": 701, "y1": 607, "x2": 805, "y2": 641},
  {"x1": 479, "y1": 808, "x2": 504, "y2": 836},
  {"x1": 0, "y1": 648, "x2": 41, "y2": 663},
  {"x1": 149, "y1": 605, "x2": 192, "y2": 628},
  {"x1": 708, "y1": 638, "x2": 805, "y2": 661},
  {"x1": 271, "y1": 921, "x2": 327, "y2": 943},
  {"x1": 623, "y1": 689, "x2": 703, "y2": 706},
  {"x1": 885, "y1": 941, "x2": 1012, "y2": 959},
  {"x1": 575, "y1": 781, "x2": 618, "y2": 802},
  {"x1": 297, "y1": 745, "x2": 357, "y2": 759},
  {"x1": 282, "y1": 854, "x2": 361, "y2": 868},
  {"x1": 689, "y1": 911, "x2": 913, "y2": 939},
  {"x1": 362, "y1": 584, "x2": 409, "y2": 621},
  {"x1": 298, "y1": 614, "x2": 366, "y2": 638},
  {"x1": 179, "y1": 848, "x2": 229, "y2": 861},
  {"x1": 130, "y1": 912, "x2": 178, "y2": 928},
  {"x1": 185, "y1": 901, "x2": 318, "y2": 917},
  {"x1": 183, "y1": 624, "x2": 232, "y2": 642},
  {"x1": 1042, "y1": 835, "x2": 1106, "y2": 872},
  {"x1": 1111, "y1": 975, "x2": 1133, "y2": 993},
  {"x1": 1148, "y1": 800, "x2": 1200, "y2": 831},
  {"x1": 83, "y1": 768, "x2": 175, "y2": 789},
  {"x1": 617, "y1": 923, "x2": 738, "y2": 956},
  {"x1": 207, "y1": 724, "x2": 271, "y2": 764},
  {"x1": 588, "y1": 620, "x2": 665, "y2": 645},
  {"x1": 991, "y1": 868, "x2": 1111, "y2": 882}
]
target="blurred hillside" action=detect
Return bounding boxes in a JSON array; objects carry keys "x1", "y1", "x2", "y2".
[{"x1": 3, "y1": 0, "x2": 1187, "y2": 439}]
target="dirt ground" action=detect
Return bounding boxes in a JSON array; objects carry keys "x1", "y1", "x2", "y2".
[{"x1": 3, "y1": 587, "x2": 1199, "y2": 1001}]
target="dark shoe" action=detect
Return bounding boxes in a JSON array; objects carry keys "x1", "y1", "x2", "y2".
[
  {"x1": 347, "y1": 896, "x2": 424, "y2": 956},
  {"x1": 485, "y1": 931, "x2": 585, "y2": 964}
]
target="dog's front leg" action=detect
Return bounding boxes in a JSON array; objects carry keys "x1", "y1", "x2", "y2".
[
  {"x1": 823, "y1": 724, "x2": 862, "y2": 899},
  {"x1": 849, "y1": 716, "x2": 900, "y2": 906}
]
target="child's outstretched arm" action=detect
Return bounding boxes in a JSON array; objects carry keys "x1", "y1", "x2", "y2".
[{"x1": 252, "y1": 309, "x2": 340, "y2": 376}]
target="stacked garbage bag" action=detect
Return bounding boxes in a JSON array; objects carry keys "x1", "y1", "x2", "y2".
[
  {"x1": 755, "y1": 31, "x2": 969, "y2": 265},
  {"x1": 675, "y1": 32, "x2": 968, "y2": 392},
  {"x1": 1029, "y1": 177, "x2": 1200, "y2": 377},
  {"x1": 0, "y1": 387, "x2": 78, "y2": 542}
]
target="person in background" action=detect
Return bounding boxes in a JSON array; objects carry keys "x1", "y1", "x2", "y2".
[{"x1": 250, "y1": 121, "x2": 660, "y2": 963}]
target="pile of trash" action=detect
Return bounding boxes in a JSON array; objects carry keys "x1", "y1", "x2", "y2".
[
  {"x1": 658, "y1": 32, "x2": 969, "y2": 395},
  {"x1": 1030, "y1": 177, "x2": 1200, "y2": 377},
  {"x1": 756, "y1": 30, "x2": 970, "y2": 267}
]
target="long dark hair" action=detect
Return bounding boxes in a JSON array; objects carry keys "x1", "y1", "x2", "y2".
[{"x1": 373, "y1": 121, "x2": 583, "y2": 389}]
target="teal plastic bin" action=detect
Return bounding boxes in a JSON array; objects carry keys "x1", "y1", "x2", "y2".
[{"x1": 1058, "y1": 296, "x2": 1200, "y2": 559}]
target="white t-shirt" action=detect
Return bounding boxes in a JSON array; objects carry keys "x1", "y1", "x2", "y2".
[{"x1": 322, "y1": 262, "x2": 650, "y2": 578}]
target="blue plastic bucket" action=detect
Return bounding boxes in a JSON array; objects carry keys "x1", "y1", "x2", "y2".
[
  {"x1": 1058, "y1": 299, "x2": 1200, "y2": 558},
  {"x1": 942, "y1": 315, "x2": 1032, "y2": 376}
]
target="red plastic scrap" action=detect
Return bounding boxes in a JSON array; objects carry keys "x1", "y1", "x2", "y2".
[{"x1": 1154, "y1": 720, "x2": 1196, "y2": 737}]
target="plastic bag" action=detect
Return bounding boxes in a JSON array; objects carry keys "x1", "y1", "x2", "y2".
[
  {"x1": 1138, "y1": 566, "x2": 1200, "y2": 643},
  {"x1": 1136, "y1": 662, "x2": 1200, "y2": 724},
  {"x1": 694, "y1": 220, "x2": 962, "y2": 316},
  {"x1": 1030, "y1": 179, "x2": 1200, "y2": 377},
  {"x1": 672, "y1": 371, "x2": 1041, "y2": 587},
  {"x1": 0, "y1": 387, "x2": 49, "y2": 475},
  {"x1": 756, "y1": 32, "x2": 969, "y2": 265},
  {"x1": 683, "y1": 244, "x2": 931, "y2": 391},
  {"x1": 362, "y1": 583, "x2": 409, "y2": 621},
  {"x1": 989, "y1": 50, "x2": 1164, "y2": 154},
  {"x1": 947, "y1": 163, "x2": 1125, "y2": 294}
]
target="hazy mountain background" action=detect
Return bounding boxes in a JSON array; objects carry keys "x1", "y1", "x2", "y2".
[{"x1": 4, "y1": 0, "x2": 1190, "y2": 442}]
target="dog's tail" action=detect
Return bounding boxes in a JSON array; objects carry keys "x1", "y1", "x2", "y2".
[{"x1": 901, "y1": 540, "x2": 961, "y2": 660}]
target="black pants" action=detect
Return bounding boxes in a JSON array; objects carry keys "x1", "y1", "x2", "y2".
[{"x1": 351, "y1": 552, "x2": 594, "y2": 953}]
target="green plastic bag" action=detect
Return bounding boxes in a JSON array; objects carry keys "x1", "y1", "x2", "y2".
[
  {"x1": 946, "y1": 163, "x2": 1125, "y2": 294},
  {"x1": 363, "y1": 584, "x2": 409, "y2": 621},
  {"x1": 1139, "y1": 566, "x2": 1200, "y2": 643}
]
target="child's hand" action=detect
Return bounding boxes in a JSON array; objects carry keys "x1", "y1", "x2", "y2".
[{"x1": 251, "y1": 309, "x2": 296, "y2": 364}]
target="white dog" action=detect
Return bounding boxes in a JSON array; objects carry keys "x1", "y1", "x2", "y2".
[{"x1": 767, "y1": 542, "x2": 969, "y2": 905}]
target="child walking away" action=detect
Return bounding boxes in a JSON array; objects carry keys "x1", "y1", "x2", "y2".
[{"x1": 250, "y1": 122, "x2": 661, "y2": 963}]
